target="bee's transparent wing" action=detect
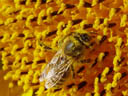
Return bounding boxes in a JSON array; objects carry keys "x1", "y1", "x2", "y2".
[{"x1": 39, "y1": 49, "x2": 73, "y2": 89}]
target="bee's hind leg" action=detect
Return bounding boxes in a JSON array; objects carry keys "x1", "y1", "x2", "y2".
[{"x1": 71, "y1": 65, "x2": 75, "y2": 78}]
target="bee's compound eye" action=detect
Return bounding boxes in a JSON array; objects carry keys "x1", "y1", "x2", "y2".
[
  {"x1": 64, "y1": 40, "x2": 82, "y2": 57},
  {"x1": 80, "y1": 33, "x2": 90, "y2": 42}
]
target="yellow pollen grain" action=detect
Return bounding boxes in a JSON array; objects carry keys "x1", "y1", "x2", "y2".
[
  {"x1": 63, "y1": 21, "x2": 72, "y2": 35},
  {"x1": 57, "y1": 21, "x2": 65, "y2": 35},
  {"x1": 1, "y1": 33, "x2": 10, "y2": 43},
  {"x1": 11, "y1": 44, "x2": 19, "y2": 55},
  {"x1": 24, "y1": 40, "x2": 32, "y2": 48},
  {"x1": 0, "y1": 5, "x2": 8, "y2": 12},
  {"x1": 18, "y1": 80, "x2": 23, "y2": 86},
  {"x1": 58, "y1": 3, "x2": 66, "y2": 14},
  {"x1": 37, "y1": 10, "x2": 45, "y2": 25},
  {"x1": 14, "y1": 0, "x2": 21, "y2": 9},
  {"x1": 104, "y1": 83, "x2": 112, "y2": 96},
  {"x1": 100, "y1": 67, "x2": 109, "y2": 83},
  {"x1": 86, "y1": 8, "x2": 92, "y2": 18},
  {"x1": 4, "y1": 71, "x2": 13, "y2": 80},
  {"x1": 103, "y1": 27, "x2": 108, "y2": 35},
  {"x1": 108, "y1": 29, "x2": 114, "y2": 42},
  {"x1": 26, "y1": 15, "x2": 35, "y2": 28},
  {"x1": 45, "y1": 7, "x2": 53, "y2": 22},
  {"x1": 92, "y1": 0, "x2": 98, "y2": 6},
  {"x1": 120, "y1": 14, "x2": 127, "y2": 27},
  {"x1": 47, "y1": 0, "x2": 52, "y2": 3},
  {"x1": 77, "y1": 0, "x2": 85, "y2": 8},
  {"x1": 26, "y1": 0, "x2": 31, "y2": 5},
  {"x1": 113, "y1": 37, "x2": 122, "y2": 72},
  {"x1": 35, "y1": 0, "x2": 41, "y2": 9},
  {"x1": 21, "y1": 57, "x2": 28, "y2": 70},
  {"x1": 98, "y1": 52, "x2": 105, "y2": 62},
  {"x1": 112, "y1": 72, "x2": 122, "y2": 87},
  {"x1": 9, "y1": 82, "x2": 14, "y2": 88},
  {"x1": 32, "y1": 70, "x2": 40, "y2": 84},
  {"x1": 93, "y1": 17, "x2": 100, "y2": 30},
  {"x1": 115, "y1": 37, "x2": 123, "y2": 48},
  {"x1": 122, "y1": 90, "x2": 128, "y2": 96},
  {"x1": 109, "y1": 8, "x2": 116, "y2": 20},
  {"x1": 32, "y1": 57, "x2": 40, "y2": 69},
  {"x1": 2, "y1": 60, "x2": 8, "y2": 70},
  {"x1": 4, "y1": 7, "x2": 15, "y2": 15},
  {"x1": 123, "y1": 0, "x2": 128, "y2": 8},
  {"x1": 97, "y1": 35, "x2": 102, "y2": 42},
  {"x1": 1, "y1": 51, "x2": 8, "y2": 59},
  {"x1": 22, "y1": 89, "x2": 33, "y2": 96},
  {"x1": 103, "y1": 18, "x2": 108, "y2": 25},
  {"x1": 36, "y1": 86, "x2": 45, "y2": 96},
  {"x1": 23, "y1": 84, "x2": 30, "y2": 91},
  {"x1": 80, "y1": 20, "x2": 87, "y2": 29},
  {"x1": 10, "y1": 32, "x2": 18, "y2": 40},
  {"x1": 94, "y1": 77, "x2": 99, "y2": 95}
]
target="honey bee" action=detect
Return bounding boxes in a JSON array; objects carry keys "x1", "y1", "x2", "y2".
[{"x1": 39, "y1": 32, "x2": 91, "y2": 89}]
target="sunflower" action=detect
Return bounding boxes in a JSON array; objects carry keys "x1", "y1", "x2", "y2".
[{"x1": 0, "y1": 0, "x2": 128, "y2": 96}]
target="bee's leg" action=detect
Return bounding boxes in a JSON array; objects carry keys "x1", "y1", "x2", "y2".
[
  {"x1": 42, "y1": 44, "x2": 52, "y2": 50},
  {"x1": 71, "y1": 65, "x2": 75, "y2": 78},
  {"x1": 80, "y1": 58, "x2": 91, "y2": 63},
  {"x1": 38, "y1": 40, "x2": 52, "y2": 50}
]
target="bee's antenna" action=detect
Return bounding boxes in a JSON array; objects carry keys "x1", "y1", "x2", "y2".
[{"x1": 88, "y1": 31, "x2": 97, "y2": 35}]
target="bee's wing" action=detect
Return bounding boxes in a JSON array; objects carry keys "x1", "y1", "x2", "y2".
[{"x1": 39, "y1": 49, "x2": 73, "y2": 89}]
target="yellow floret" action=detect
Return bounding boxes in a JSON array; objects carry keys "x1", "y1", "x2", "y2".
[
  {"x1": 1, "y1": 33, "x2": 10, "y2": 42},
  {"x1": 104, "y1": 83, "x2": 112, "y2": 96},
  {"x1": 58, "y1": 3, "x2": 66, "y2": 14},
  {"x1": 26, "y1": 15, "x2": 35, "y2": 28},
  {"x1": 11, "y1": 44, "x2": 18, "y2": 55},
  {"x1": 57, "y1": 22, "x2": 65, "y2": 35},
  {"x1": 92, "y1": 0, "x2": 98, "y2": 6},
  {"x1": 32, "y1": 70, "x2": 40, "y2": 83},
  {"x1": 93, "y1": 17, "x2": 100, "y2": 30},
  {"x1": 35, "y1": 0, "x2": 41, "y2": 8},
  {"x1": 120, "y1": 14, "x2": 127, "y2": 27},
  {"x1": 63, "y1": 21, "x2": 72, "y2": 35},
  {"x1": 9, "y1": 82, "x2": 14, "y2": 88},
  {"x1": 37, "y1": 10, "x2": 45, "y2": 25},
  {"x1": 123, "y1": 0, "x2": 128, "y2": 8},
  {"x1": 22, "y1": 89, "x2": 33, "y2": 96},
  {"x1": 80, "y1": 20, "x2": 87, "y2": 29},
  {"x1": 10, "y1": 32, "x2": 18, "y2": 40},
  {"x1": 109, "y1": 8, "x2": 116, "y2": 20},
  {"x1": 77, "y1": 0, "x2": 85, "y2": 8},
  {"x1": 98, "y1": 52, "x2": 105, "y2": 62},
  {"x1": 122, "y1": 90, "x2": 128, "y2": 96},
  {"x1": 94, "y1": 77, "x2": 99, "y2": 93},
  {"x1": 26, "y1": 0, "x2": 31, "y2": 5},
  {"x1": 36, "y1": 86, "x2": 45, "y2": 96},
  {"x1": 23, "y1": 84, "x2": 30, "y2": 91},
  {"x1": 112, "y1": 72, "x2": 122, "y2": 87},
  {"x1": 100, "y1": 67, "x2": 109, "y2": 83}
]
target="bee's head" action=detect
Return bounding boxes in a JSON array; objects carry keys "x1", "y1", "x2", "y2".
[
  {"x1": 79, "y1": 33, "x2": 90, "y2": 42},
  {"x1": 63, "y1": 38, "x2": 83, "y2": 57},
  {"x1": 73, "y1": 33, "x2": 91, "y2": 48}
]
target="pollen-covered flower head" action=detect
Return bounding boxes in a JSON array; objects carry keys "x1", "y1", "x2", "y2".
[{"x1": 0, "y1": 0, "x2": 128, "y2": 96}]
